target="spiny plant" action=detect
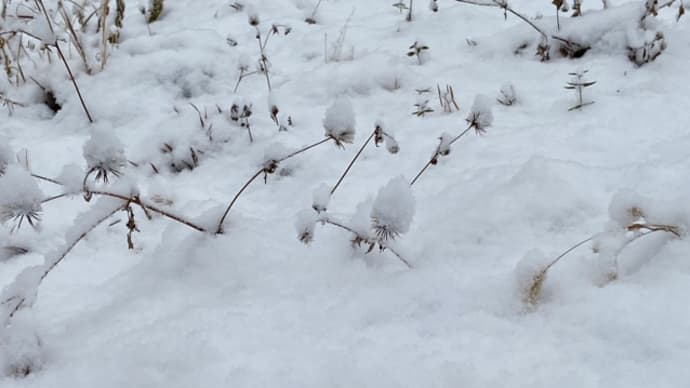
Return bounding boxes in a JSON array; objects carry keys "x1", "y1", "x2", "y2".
[{"x1": 245, "y1": 6, "x2": 291, "y2": 92}]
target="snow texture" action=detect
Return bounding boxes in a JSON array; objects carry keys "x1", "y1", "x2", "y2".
[{"x1": 82, "y1": 129, "x2": 127, "y2": 180}]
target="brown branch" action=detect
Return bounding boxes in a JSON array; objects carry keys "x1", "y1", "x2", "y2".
[{"x1": 216, "y1": 168, "x2": 264, "y2": 234}]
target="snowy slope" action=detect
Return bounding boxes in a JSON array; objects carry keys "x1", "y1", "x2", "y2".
[{"x1": 2, "y1": 0, "x2": 690, "y2": 386}]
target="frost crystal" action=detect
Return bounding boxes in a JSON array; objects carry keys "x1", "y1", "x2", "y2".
[
  {"x1": 0, "y1": 166, "x2": 44, "y2": 231},
  {"x1": 83, "y1": 130, "x2": 126, "y2": 183},
  {"x1": 323, "y1": 98, "x2": 356, "y2": 146},
  {"x1": 370, "y1": 176, "x2": 415, "y2": 240},
  {"x1": 466, "y1": 94, "x2": 493, "y2": 133}
]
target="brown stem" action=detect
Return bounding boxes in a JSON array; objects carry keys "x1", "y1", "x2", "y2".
[
  {"x1": 410, "y1": 124, "x2": 473, "y2": 187},
  {"x1": 216, "y1": 137, "x2": 333, "y2": 234},
  {"x1": 455, "y1": 0, "x2": 548, "y2": 41},
  {"x1": 330, "y1": 130, "x2": 375, "y2": 195},
  {"x1": 277, "y1": 137, "x2": 332, "y2": 162},
  {"x1": 88, "y1": 190, "x2": 207, "y2": 233},
  {"x1": 55, "y1": 42, "x2": 94, "y2": 123},
  {"x1": 216, "y1": 168, "x2": 264, "y2": 234}
]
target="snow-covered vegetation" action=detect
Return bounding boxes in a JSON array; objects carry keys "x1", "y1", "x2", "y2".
[{"x1": 1, "y1": 0, "x2": 689, "y2": 386}]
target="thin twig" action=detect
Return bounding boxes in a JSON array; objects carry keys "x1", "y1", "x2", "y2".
[
  {"x1": 216, "y1": 168, "x2": 264, "y2": 234},
  {"x1": 330, "y1": 130, "x2": 375, "y2": 195}
]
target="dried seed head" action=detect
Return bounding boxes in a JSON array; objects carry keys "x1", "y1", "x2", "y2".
[
  {"x1": 0, "y1": 166, "x2": 44, "y2": 232},
  {"x1": 323, "y1": 97, "x2": 356, "y2": 147},
  {"x1": 295, "y1": 209, "x2": 318, "y2": 244},
  {"x1": 466, "y1": 94, "x2": 493, "y2": 134},
  {"x1": 83, "y1": 129, "x2": 127, "y2": 184}
]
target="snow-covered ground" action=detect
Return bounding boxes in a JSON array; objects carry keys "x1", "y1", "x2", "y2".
[{"x1": 2, "y1": 0, "x2": 690, "y2": 386}]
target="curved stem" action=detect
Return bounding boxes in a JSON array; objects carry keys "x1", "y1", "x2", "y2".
[
  {"x1": 277, "y1": 137, "x2": 332, "y2": 162},
  {"x1": 8, "y1": 203, "x2": 124, "y2": 318},
  {"x1": 216, "y1": 168, "x2": 264, "y2": 234},
  {"x1": 331, "y1": 130, "x2": 375, "y2": 195},
  {"x1": 543, "y1": 236, "x2": 594, "y2": 272}
]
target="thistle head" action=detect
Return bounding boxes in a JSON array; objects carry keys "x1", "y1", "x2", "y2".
[
  {"x1": 466, "y1": 94, "x2": 493, "y2": 134},
  {"x1": 0, "y1": 166, "x2": 44, "y2": 232},
  {"x1": 83, "y1": 129, "x2": 126, "y2": 184},
  {"x1": 323, "y1": 97, "x2": 356, "y2": 147}
]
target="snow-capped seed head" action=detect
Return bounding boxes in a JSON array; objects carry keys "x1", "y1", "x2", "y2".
[
  {"x1": 247, "y1": 5, "x2": 260, "y2": 26},
  {"x1": 497, "y1": 83, "x2": 517, "y2": 106},
  {"x1": 0, "y1": 139, "x2": 12, "y2": 175},
  {"x1": 514, "y1": 249, "x2": 551, "y2": 308},
  {"x1": 83, "y1": 129, "x2": 126, "y2": 184},
  {"x1": 374, "y1": 121, "x2": 400, "y2": 154},
  {"x1": 430, "y1": 132, "x2": 454, "y2": 165},
  {"x1": 466, "y1": 94, "x2": 493, "y2": 134},
  {"x1": 312, "y1": 184, "x2": 331, "y2": 213},
  {"x1": 0, "y1": 166, "x2": 44, "y2": 232},
  {"x1": 295, "y1": 209, "x2": 318, "y2": 244},
  {"x1": 370, "y1": 176, "x2": 415, "y2": 240},
  {"x1": 323, "y1": 97, "x2": 356, "y2": 147},
  {"x1": 262, "y1": 143, "x2": 288, "y2": 175}
]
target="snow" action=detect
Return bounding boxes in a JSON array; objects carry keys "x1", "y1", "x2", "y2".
[
  {"x1": 0, "y1": 138, "x2": 12, "y2": 175},
  {"x1": 82, "y1": 129, "x2": 127, "y2": 182},
  {"x1": 1, "y1": 0, "x2": 690, "y2": 386}
]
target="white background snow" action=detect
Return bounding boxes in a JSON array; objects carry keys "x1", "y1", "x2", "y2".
[{"x1": 2, "y1": 0, "x2": 690, "y2": 386}]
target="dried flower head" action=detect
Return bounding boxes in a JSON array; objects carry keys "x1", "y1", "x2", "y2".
[
  {"x1": 323, "y1": 97, "x2": 356, "y2": 147},
  {"x1": 466, "y1": 94, "x2": 493, "y2": 134},
  {"x1": 374, "y1": 121, "x2": 400, "y2": 154},
  {"x1": 295, "y1": 209, "x2": 318, "y2": 244},
  {"x1": 0, "y1": 166, "x2": 44, "y2": 232},
  {"x1": 83, "y1": 130, "x2": 127, "y2": 184}
]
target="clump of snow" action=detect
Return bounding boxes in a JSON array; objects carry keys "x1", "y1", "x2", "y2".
[
  {"x1": 83, "y1": 129, "x2": 127, "y2": 183},
  {"x1": 295, "y1": 209, "x2": 319, "y2": 244},
  {"x1": 370, "y1": 176, "x2": 415, "y2": 240},
  {"x1": 350, "y1": 198, "x2": 374, "y2": 238},
  {"x1": 466, "y1": 94, "x2": 493, "y2": 132},
  {"x1": 437, "y1": 132, "x2": 454, "y2": 157},
  {"x1": 0, "y1": 313, "x2": 44, "y2": 378},
  {"x1": 57, "y1": 163, "x2": 85, "y2": 196},
  {"x1": 323, "y1": 97, "x2": 356, "y2": 145},
  {"x1": 0, "y1": 166, "x2": 44, "y2": 230},
  {"x1": 311, "y1": 184, "x2": 331, "y2": 213},
  {"x1": 0, "y1": 138, "x2": 12, "y2": 175}
]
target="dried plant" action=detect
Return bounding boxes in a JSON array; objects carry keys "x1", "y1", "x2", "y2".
[
  {"x1": 407, "y1": 41, "x2": 429, "y2": 65},
  {"x1": 412, "y1": 98, "x2": 434, "y2": 117},
  {"x1": 497, "y1": 83, "x2": 517, "y2": 106},
  {"x1": 565, "y1": 68, "x2": 595, "y2": 111},
  {"x1": 305, "y1": 0, "x2": 323, "y2": 24},
  {"x1": 437, "y1": 84, "x2": 460, "y2": 113},
  {"x1": 147, "y1": 0, "x2": 164, "y2": 23}
]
